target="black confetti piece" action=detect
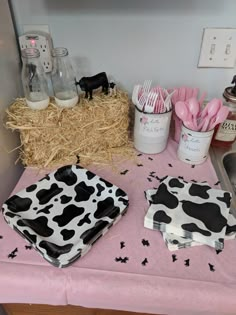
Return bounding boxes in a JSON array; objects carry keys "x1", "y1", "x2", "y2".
[
  {"x1": 172, "y1": 254, "x2": 177, "y2": 262},
  {"x1": 201, "y1": 181, "x2": 208, "y2": 183},
  {"x1": 142, "y1": 239, "x2": 150, "y2": 246},
  {"x1": 148, "y1": 157, "x2": 153, "y2": 161},
  {"x1": 156, "y1": 175, "x2": 168, "y2": 182},
  {"x1": 216, "y1": 249, "x2": 222, "y2": 255},
  {"x1": 137, "y1": 153, "x2": 142, "y2": 156},
  {"x1": 120, "y1": 241, "x2": 125, "y2": 249},
  {"x1": 8, "y1": 248, "x2": 18, "y2": 259},
  {"x1": 208, "y1": 263, "x2": 215, "y2": 272},
  {"x1": 76, "y1": 154, "x2": 80, "y2": 164},
  {"x1": 25, "y1": 245, "x2": 32, "y2": 250},
  {"x1": 0, "y1": 235, "x2": 3, "y2": 239},
  {"x1": 137, "y1": 163, "x2": 143, "y2": 167},
  {"x1": 120, "y1": 169, "x2": 129, "y2": 175},
  {"x1": 191, "y1": 164, "x2": 195, "y2": 168},
  {"x1": 214, "y1": 180, "x2": 221, "y2": 186},
  {"x1": 168, "y1": 163, "x2": 173, "y2": 167},
  {"x1": 184, "y1": 259, "x2": 190, "y2": 267},
  {"x1": 142, "y1": 258, "x2": 148, "y2": 266},
  {"x1": 191, "y1": 180, "x2": 198, "y2": 183},
  {"x1": 39, "y1": 174, "x2": 50, "y2": 181},
  {"x1": 150, "y1": 171, "x2": 156, "y2": 175},
  {"x1": 115, "y1": 256, "x2": 129, "y2": 263},
  {"x1": 178, "y1": 176, "x2": 184, "y2": 180},
  {"x1": 147, "y1": 178, "x2": 152, "y2": 182}
]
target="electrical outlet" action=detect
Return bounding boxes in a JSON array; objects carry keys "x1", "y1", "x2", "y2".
[
  {"x1": 19, "y1": 30, "x2": 53, "y2": 73},
  {"x1": 198, "y1": 28, "x2": 236, "y2": 68}
]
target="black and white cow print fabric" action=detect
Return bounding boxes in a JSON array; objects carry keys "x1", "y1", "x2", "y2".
[
  {"x1": 144, "y1": 176, "x2": 232, "y2": 250},
  {"x1": 2, "y1": 165, "x2": 129, "y2": 268}
]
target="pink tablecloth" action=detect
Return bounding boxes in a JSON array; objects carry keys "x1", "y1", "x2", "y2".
[{"x1": 1, "y1": 139, "x2": 236, "y2": 315}]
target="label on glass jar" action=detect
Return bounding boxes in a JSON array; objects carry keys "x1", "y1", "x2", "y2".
[{"x1": 215, "y1": 119, "x2": 236, "y2": 141}]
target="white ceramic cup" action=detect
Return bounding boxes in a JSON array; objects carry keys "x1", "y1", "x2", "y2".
[
  {"x1": 134, "y1": 107, "x2": 172, "y2": 154},
  {"x1": 177, "y1": 124, "x2": 214, "y2": 164}
]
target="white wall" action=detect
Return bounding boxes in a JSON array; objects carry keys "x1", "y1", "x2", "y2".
[
  {"x1": 11, "y1": 0, "x2": 236, "y2": 99},
  {"x1": 0, "y1": 0, "x2": 23, "y2": 205}
]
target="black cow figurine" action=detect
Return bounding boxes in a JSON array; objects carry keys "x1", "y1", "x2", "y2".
[{"x1": 77, "y1": 72, "x2": 109, "y2": 100}]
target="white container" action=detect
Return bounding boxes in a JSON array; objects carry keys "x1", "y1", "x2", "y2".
[
  {"x1": 134, "y1": 107, "x2": 172, "y2": 154},
  {"x1": 177, "y1": 124, "x2": 214, "y2": 164}
]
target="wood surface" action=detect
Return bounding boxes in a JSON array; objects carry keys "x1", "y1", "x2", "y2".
[{"x1": 3, "y1": 304, "x2": 159, "y2": 315}]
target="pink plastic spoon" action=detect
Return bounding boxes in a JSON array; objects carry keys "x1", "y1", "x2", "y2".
[
  {"x1": 199, "y1": 98, "x2": 220, "y2": 119},
  {"x1": 200, "y1": 99, "x2": 222, "y2": 132},
  {"x1": 187, "y1": 97, "x2": 200, "y2": 129},
  {"x1": 175, "y1": 101, "x2": 196, "y2": 130},
  {"x1": 199, "y1": 91, "x2": 207, "y2": 107},
  {"x1": 208, "y1": 106, "x2": 229, "y2": 130}
]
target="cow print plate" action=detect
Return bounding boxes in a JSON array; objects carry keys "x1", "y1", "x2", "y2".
[{"x1": 2, "y1": 165, "x2": 129, "y2": 268}]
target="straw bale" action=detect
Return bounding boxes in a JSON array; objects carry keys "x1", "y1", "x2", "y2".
[{"x1": 6, "y1": 89, "x2": 136, "y2": 169}]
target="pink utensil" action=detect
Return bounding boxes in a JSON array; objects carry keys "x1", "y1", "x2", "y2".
[
  {"x1": 200, "y1": 99, "x2": 222, "y2": 132},
  {"x1": 144, "y1": 92, "x2": 158, "y2": 113},
  {"x1": 186, "y1": 88, "x2": 193, "y2": 100},
  {"x1": 175, "y1": 101, "x2": 196, "y2": 131},
  {"x1": 199, "y1": 91, "x2": 207, "y2": 107},
  {"x1": 199, "y1": 98, "x2": 221, "y2": 119},
  {"x1": 171, "y1": 88, "x2": 178, "y2": 105},
  {"x1": 187, "y1": 97, "x2": 200, "y2": 129},
  {"x1": 208, "y1": 106, "x2": 229, "y2": 130},
  {"x1": 192, "y1": 88, "x2": 199, "y2": 99},
  {"x1": 137, "y1": 93, "x2": 147, "y2": 111},
  {"x1": 179, "y1": 87, "x2": 186, "y2": 102}
]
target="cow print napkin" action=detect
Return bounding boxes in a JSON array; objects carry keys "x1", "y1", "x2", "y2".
[
  {"x1": 146, "y1": 189, "x2": 202, "y2": 251},
  {"x1": 146, "y1": 189, "x2": 236, "y2": 250},
  {"x1": 225, "y1": 212, "x2": 236, "y2": 240},
  {"x1": 163, "y1": 212, "x2": 236, "y2": 251},
  {"x1": 161, "y1": 232, "x2": 202, "y2": 251},
  {"x1": 144, "y1": 176, "x2": 232, "y2": 250}
]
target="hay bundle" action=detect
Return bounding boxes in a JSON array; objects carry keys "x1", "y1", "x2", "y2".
[{"x1": 6, "y1": 90, "x2": 136, "y2": 169}]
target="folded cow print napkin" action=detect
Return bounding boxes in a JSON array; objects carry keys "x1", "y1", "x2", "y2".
[
  {"x1": 163, "y1": 212, "x2": 236, "y2": 251},
  {"x1": 162, "y1": 232, "x2": 201, "y2": 251},
  {"x1": 225, "y1": 212, "x2": 236, "y2": 240},
  {"x1": 146, "y1": 188, "x2": 236, "y2": 251},
  {"x1": 144, "y1": 176, "x2": 232, "y2": 250}
]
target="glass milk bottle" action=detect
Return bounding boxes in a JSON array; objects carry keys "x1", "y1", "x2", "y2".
[
  {"x1": 21, "y1": 48, "x2": 49, "y2": 110},
  {"x1": 51, "y1": 47, "x2": 79, "y2": 108}
]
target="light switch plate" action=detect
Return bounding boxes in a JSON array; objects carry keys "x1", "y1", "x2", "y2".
[{"x1": 198, "y1": 28, "x2": 236, "y2": 68}]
